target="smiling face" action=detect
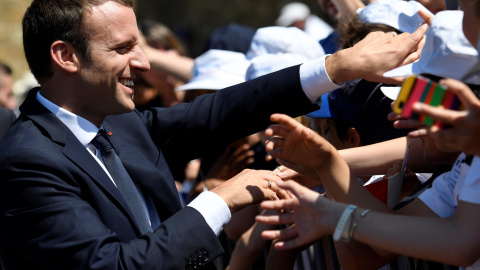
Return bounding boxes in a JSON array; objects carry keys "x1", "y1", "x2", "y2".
[{"x1": 75, "y1": 1, "x2": 150, "y2": 125}]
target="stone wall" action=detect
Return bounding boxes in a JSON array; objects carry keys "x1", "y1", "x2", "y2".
[{"x1": 0, "y1": 0, "x2": 31, "y2": 81}]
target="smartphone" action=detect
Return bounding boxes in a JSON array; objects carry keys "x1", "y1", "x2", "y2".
[{"x1": 393, "y1": 75, "x2": 462, "y2": 127}]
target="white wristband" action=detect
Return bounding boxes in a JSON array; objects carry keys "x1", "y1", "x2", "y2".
[{"x1": 333, "y1": 204, "x2": 357, "y2": 242}]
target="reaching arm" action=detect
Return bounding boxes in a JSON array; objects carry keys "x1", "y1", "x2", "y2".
[
  {"x1": 257, "y1": 181, "x2": 480, "y2": 267},
  {"x1": 339, "y1": 136, "x2": 440, "y2": 176}
]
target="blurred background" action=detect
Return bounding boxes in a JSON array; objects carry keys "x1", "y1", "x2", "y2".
[{"x1": 0, "y1": 0, "x2": 323, "y2": 82}]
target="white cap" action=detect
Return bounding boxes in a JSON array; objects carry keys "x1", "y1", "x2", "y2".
[
  {"x1": 384, "y1": 11, "x2": 480, "y2": 86},
  {"x1": 276, "y1": 2, "x2": 311, "y2": 27},
  {"x1": 246, "y1": 53, "x2": 309, "y2": 81},
  {"x1": 356, "y1": 0, "x2": 432, "y2": 33},
  {"x1": 246, "y1": 26, "x2": 325, "y2": 60},
  {"x1": 380, "y1": 86, "x2": 401, "y2": 100},
  {"x1": 175, "y1": 49, "x2": 251, "y2": 92}
]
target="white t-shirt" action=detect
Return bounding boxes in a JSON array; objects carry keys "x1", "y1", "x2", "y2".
[{"x1": 419, "y1": 153, "x2": 480, "y2": 269}]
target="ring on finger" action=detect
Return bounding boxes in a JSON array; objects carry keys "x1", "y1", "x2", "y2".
[
  {"x1": 389, "y1": 31, "x2": 396, "y2": 37},
  {"x1": 267, "y1": 180, "x2": 272, "y2": 189}
]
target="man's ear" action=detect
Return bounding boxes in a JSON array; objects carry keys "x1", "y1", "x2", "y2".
[
  {"x1": 50, "y1": 41, "x2": 80, "y2": 73},
  {"x1": 346, "y1": 127, "x2": 362, "y2": 148}
]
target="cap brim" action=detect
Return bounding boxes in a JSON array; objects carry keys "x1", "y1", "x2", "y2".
[
  {"x1": 383, "y1": 63, "x2": 415, "y2": 78},
  {"x1": 306, "y1": 93, "x2": 337, "y2": 119},
  {"x1": 380, "y1": 86, "x2": 401, "y2": 100},
  {"x1": 174, "y1": 80, "x2": 224, "y2": 92}
]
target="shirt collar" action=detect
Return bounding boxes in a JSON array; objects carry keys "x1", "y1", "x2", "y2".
[{"x1": 36, "y1": 91, "x2": 101, "y2": 147}]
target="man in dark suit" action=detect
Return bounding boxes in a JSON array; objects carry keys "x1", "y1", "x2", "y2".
[{"x1": 0, "y1": 0, "x2": 427, "y2": 269}]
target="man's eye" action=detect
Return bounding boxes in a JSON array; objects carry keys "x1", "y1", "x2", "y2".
[{"x1": 116, "y1": 46, "x2": 131, "y2": 54}]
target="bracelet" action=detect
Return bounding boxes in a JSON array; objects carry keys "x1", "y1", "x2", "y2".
[
  {"x1": 333, "y1": 205, "x2": 357, "y2": 242},
  {"x1": 349, "y1": 209, "x2": 372, "y2": 240}
]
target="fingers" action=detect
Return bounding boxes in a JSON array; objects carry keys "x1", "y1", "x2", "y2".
[
  {"x1": 265, "y1": 124, "x2": 290, "y2": 140},
  {"x1": 409, "y1": 23, "x2": 429, "y2": 46},
  {"x1": 256, "y1": 210, "x2": 294, "y2": 225},
  {"x1": 399, "y1": 50, "x2": 420, "y2": 67},
  {"x1": 265, "y1": 136, "x2": 284, "y2": 153},
  {"x1": 270, "y1": 113, "x2": 301, "y2": 128},
  {"x1": 259, "y1": 199, "x2": 295, "y2": 213},
  {"x1": 440, "y1": 79, "x2": 480, "y2": 108},
  {"x1": 261, "y1": 225, "x2": 299, "y2": 241},
  {"x1": 393, "y1": 118, "x2": 425, "y2": 130},
  {"x1": 266, "y1": 179, "x2": 290, "y2": 200},
  {"x1": 418, "y1": 10, "x2": 434, "y2": 26},
  {"x1": 412, "y1": 102, "x2": 466, "y2": 126},
  {"x1": 407, "y1": 128, "x2": 428, "y2": 138}
]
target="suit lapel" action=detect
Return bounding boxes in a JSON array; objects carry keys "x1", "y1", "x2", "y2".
[{"x1": 21, "y1": 88, "x2": 143, "y2": 233}]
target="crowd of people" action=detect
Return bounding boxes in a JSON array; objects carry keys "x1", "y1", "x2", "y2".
[{"x1": 0, "y1": 0, "x2": 478, "y2": 269}]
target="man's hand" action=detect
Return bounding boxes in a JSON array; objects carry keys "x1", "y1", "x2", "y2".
[
  {"x1": 326, "y1": 23, "x2": 429, "y2": 84},
  {"x1": 211, "y1": 169, "x2": 288, "y2": 213}
]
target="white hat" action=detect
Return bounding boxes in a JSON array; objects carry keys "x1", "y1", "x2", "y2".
[
  {"x1": 245, "y1": 26, "x2": 325, "y2": 60},
  {"x1": 383, "y1": 10, "x2": 480, "y2": 98},
  {"x1": 276, "y1": 2, "x2": 311, "y2": 27},
  {"x1": 356, "y1": 0, "x2": 432, "y2": 33},
  {"x1": 175, "y1": 49, "x2": 251, "y2": 92},
  {"x1": 246, "y1": 53, "x2": 309, "y2": 81}
]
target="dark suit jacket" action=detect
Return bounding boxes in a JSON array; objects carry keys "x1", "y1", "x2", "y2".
[
  {"x1": 0, "y1": 66, "x2": 317, "y2": 270},
  {"x1": 0, "y1": 108, "x2": 16, "y2": 140}
]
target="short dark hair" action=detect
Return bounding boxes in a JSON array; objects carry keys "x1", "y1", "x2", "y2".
[
  {"x1": 337, "y1": 16, "x2": 402, "y2": 49},
  {"x1": 22, "y1": 0, "x2": 134, "y2": 82}
]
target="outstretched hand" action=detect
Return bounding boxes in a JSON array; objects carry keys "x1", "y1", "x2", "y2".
[
  {"x1": 255, "y1": 180, "x2": 345, "y2": 250},
  {"x1": 265, "y1": 114, "x2": 337, "y2": 185}
]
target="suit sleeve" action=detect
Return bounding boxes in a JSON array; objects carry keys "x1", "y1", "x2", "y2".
[{"x1": 139, "y1": 65, "x2": 319, "y2": 167}]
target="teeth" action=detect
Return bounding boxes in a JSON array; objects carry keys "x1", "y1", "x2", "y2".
[{"x1": 120, "y1": 79, "x2": 134, "y2": 88}]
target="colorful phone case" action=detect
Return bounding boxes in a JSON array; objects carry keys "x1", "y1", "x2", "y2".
[
  {"x1": 402, "y1": 76, "x2": 429, "y2": 118},
  {"x1": 413, "y1": 80, "x2": 435, "y2": 121},
  {"x1": 422, "y1": 84, "x2": 448, "y2": 126},
  {"x1": 393, "y1": 75, "x2": 417, "y2": 115}
]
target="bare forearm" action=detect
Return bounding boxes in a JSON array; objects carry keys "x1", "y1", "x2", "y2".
[
  {"x1": 339, "y1": 137, "x2": 442, "y2": 176},
  {"x1": 339, "y1": 137, "x2": 407, "y2": 176},
  {"x1": 146, "y1": 49, "x2": 194, "y2": 83},
  {"x1": 319, "y1": 149, "x2": 392, "y2": 212},
  {"x1": 351, "y1": 206, "x2": 480, "y2": 267}
]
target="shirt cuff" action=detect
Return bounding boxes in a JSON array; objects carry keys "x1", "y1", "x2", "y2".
[
  {"x1": 299, "y1": 55, "x2": 344, "y2": 103},
  {"x1": 187, "y1": 191, "x2": 231, "y2": 236}
]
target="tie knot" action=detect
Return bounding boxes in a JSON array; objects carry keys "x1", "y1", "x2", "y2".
[{"x1": 91, "y1": 129, "x2": 113, "y2": 152}]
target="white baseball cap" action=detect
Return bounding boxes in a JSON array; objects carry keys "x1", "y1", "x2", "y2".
[
  {"x1": 357, "y1": 0, "x2": 432, "y2": 33},
  {"x1": 382, "y1": 11, "x2": 480, "y2": 99},
  {"x1": 245, "y1": 53, "x2": 309, "y2": 81},
  {"x1": 276, "y1": 2, "x2": 311, "y2": 27},
  {"x1": 245, "y1": 26, "x2": 325, "y2": 60},
  {"x1": 175, "y1": 49, "x2": 251, "y2": 92}
]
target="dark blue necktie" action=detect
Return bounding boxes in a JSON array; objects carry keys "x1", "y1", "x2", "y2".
[{"x1": 91, "y1": 129, "x2": 152, "y2": 234}]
